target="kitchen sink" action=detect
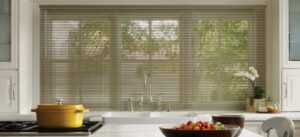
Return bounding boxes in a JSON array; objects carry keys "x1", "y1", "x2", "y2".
[
  {"x1": 102, "y1": 112, "x2": 151, "y2": 124},
  {"x1": 149, "y1": 112, "x2": 197, "y2": 117},
  {"x1": 103, "y1": 112, "x2": 150, "y2": 117},
  {"x1": 102, "y1": 112, "x2": 211, "y2": 124}
]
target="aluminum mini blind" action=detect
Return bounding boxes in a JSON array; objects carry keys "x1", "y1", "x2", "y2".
[{"x1": 40, "y1": 6, "x2": 266, "y2": 111}]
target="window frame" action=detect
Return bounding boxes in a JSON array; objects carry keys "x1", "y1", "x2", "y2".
[
  {"x1": 39, "y1": 10, "x2": 264, "y2": 110},
  {"x1": 26, "y1": 3, "x2": 279, "y2": 113}
]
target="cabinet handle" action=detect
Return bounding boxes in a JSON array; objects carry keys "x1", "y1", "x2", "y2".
[
  {"x1": 12, "y1": 83, "x2": 16, "y2": 100},
  {"x1": 283, "y1": 82, "x2": 288, "y2": 98},
  {"x1": 8, "y1": 82, "x2": 13, "y2": 106}
]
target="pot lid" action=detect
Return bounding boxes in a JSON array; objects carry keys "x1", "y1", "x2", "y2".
[{"x1": 37, "y1": 99, "x2": 85, "y2": 110}]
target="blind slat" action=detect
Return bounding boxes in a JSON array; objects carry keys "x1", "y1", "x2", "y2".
[{"x1": 40, "y1": 7, "x2": 266, "y2": 111}]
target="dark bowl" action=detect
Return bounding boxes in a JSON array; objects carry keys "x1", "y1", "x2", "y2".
[
  {"x1": 159, "y1": 124, "x2": 240, "y2": 137},
  {"x1": 212, "y1": 115, "x2": 245, "y2": 137}
]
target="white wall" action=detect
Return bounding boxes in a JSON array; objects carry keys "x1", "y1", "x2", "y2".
[{"x1": 19, "y1": 0, "x2": 32, "y2": 114}]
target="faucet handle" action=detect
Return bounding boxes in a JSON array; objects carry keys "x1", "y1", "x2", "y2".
[
  {"x1": 134, "y1": 93, "x2": 143, "y2": 101},
  {"x1": 56, "y1": 98, "x2": 63, "y2": 105},
  {"x1": 157, "y1": 96, "x2": 161, "y2": 101},
  {"x1": 128, "y1": 98, "x2": 134, "y2": 112},
  {"x1": 156, "y1": 93, "x2": 164, "y2": 101},
  {"x1": 140, "y1": 95, "x2": 144, "y2": 101}
]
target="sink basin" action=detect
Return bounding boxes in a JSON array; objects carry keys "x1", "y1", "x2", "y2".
[
  {"x1": 148, "y1": 112, "x2": 198, "y2": 124},
  {"x1": 149, "y1": 112, "x2": 197, "y2": 117},
  {"x1": 102, "y1": 112, "x2": 210, "y2": 124},
  {"x1": 102, "y1": 112, "x2": 151, "y2": 124},
  {"x1": 103, "y1": 112, "x2": 150, "y2": 117}
]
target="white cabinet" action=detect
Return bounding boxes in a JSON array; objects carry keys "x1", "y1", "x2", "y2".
[
  {"x1": 282, "y1": 69, "x2": 300, "y2": 111},
  {"x1": 0, "y1": 70, "x2": 17, "y2": 113},
  {"x1": 0, "y1": 0, "x2": 18, "y2": 69},
  {"x1": 281, "y1": 0, "x2": 300, "y2": 68},
  {"x1": 0, "y1": 0, "x2": 18, "y2": 113},
  {"x1": 280, "y1": 0, "x2": 300, "y2": 111}
]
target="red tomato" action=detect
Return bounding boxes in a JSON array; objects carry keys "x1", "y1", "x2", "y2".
[
  {"x1": 178, "y1": 120, "x2": 220, "y2": 131},
  {"x1": 210, "y1": 125, "x2": 216, "y2": 130},
  {"x1": 187, "y1": 120, "x2": 193, "y2": 125}
]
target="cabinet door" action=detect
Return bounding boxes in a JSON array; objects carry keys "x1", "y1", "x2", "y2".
[
  {"x1": 282, "y1": 69, "x2": 300, "y2": 111},
  {"x1": 289, "y1": 0, "x2": 300, "y2": 62},
  {"x1": 281, "y1": 0, "x2": 300, "y2": 68},
  {"x1": 0, "y1": 0, "x2": 17, "y2": 69},
  {"x1": 0, "y1": 70, "x2": 17, "y2": 112}
]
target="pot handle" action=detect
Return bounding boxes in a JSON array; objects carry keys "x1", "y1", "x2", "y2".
[{"x1": 76, "y1": 109, "x2": 90, "y2": 113}]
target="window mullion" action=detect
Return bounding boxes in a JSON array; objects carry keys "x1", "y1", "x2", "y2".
[
  {"x1": 110, "y1": 16, "x2": 121, "y2": 110},
  {"x1": 179, "y1": 14, "x2": 193, "y2": 109}
]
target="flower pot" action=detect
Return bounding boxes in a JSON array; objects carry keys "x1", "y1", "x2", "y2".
[{"x1": 246, "y1": 98, "x2": 265, "y2": 112}]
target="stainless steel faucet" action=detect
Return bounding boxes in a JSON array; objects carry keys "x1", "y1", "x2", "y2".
[{"x1": 127, "y1": 72, "x2": 169, "y2": 112}]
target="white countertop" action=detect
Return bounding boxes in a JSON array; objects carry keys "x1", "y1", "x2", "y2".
[
  {"x1": 1, "y1": 111, "x2": 300, "y2": 121},
  {"x1": 91, "y1": 124, "x2": 263, "y2": 137}
]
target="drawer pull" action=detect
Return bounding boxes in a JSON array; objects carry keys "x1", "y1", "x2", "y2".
[{"x1": 283, "y1": 82, "x2": 288, "y2": 98}]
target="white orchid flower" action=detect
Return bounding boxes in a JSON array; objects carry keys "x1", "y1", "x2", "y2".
[
  {"x1": 234, "y1": 71, "x2": 256, "y2": 82},
  {"x1": 249, "y1": 66, "x2": 259, "y2": 78},
  {"x1": 234, "y1": 66, "x2": 260, "y2": 82}
]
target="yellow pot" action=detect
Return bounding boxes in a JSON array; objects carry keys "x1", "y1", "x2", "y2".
[{"x1": 32, "y1": 102, "x2": 89, "y2": 128}]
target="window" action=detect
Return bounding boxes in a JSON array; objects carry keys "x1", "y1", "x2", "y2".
[{"x1": 40, "y1": 6, "x2": 266, "y2": 111}]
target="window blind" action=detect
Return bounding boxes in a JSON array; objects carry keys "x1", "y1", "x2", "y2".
[{"x1": 40, "y1": 6, "x2": 266, "y2": 111}]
